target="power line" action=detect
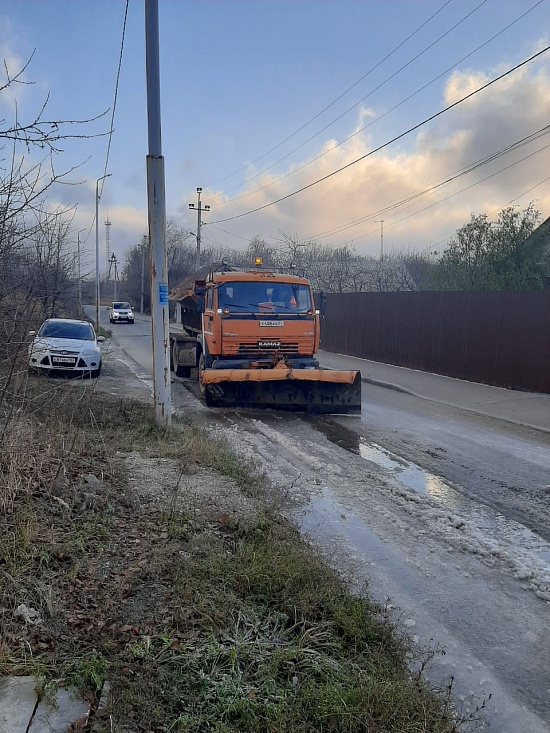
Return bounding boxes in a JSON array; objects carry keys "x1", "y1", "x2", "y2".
[
  {"x1": 208, "y1": 45, "x2": 550, "y2": 225},
  {"x1": 204, "y1": 0, "x2": 454, "y2": 189},
  {"x1": 332, "y1": 141, "x2": 550, "y2": 250},
  {"x1": 214, "y1": 0, "x2": 545, "y2": 209},
  {"x1": 216, "y1": 0, "x2": 490, "y2": 199},
  {"x1": 207, "y1": 224, "x2": 251, "y2": 243},
  {"x1": 420, "y1": 174, "x2": 550, "y2": 254},
  {"x1": 82, "y1": 1, "x2": 130, "y2": 245},
  {"x1": 100, "y1": 0, "x2": 129, "y2": 196},
  {"x1": 307, "y1": 124, "x2": 550, "y2": 242},
  {"x1": 209, "y1": 145, "x2": 550, "y2": 254}
]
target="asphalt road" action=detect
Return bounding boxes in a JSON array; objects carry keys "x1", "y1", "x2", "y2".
[{"x1": 100, "y1": 310, "x2": 550, "y2": 733}]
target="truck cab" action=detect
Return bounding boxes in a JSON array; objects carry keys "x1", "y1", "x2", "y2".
[{"x1": 201, "y1": 271, "x2": 320, "y2": 370}]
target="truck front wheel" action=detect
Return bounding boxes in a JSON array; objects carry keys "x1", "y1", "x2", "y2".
[{"x1": 198, "y1": 351, "x2": 213, "y2": 405}]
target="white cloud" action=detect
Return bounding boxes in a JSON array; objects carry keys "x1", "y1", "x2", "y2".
[
  {"x1": 0, "y1": 16, "x2": 34, "y2": 112},
  {"x1": 192, "y1": 53, "x2": 550, "y2": 258}
]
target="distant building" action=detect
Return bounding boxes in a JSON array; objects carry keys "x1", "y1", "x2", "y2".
[{"x1": 523, "y1": 215, "x2": 550, "y2": 288}]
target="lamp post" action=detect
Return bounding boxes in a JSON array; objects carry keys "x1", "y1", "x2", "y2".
[
  {"x1": 95, "y1": 174, "x2": 111, "y2": 331},
  {"x1": 77, "y1": 228, "x2": 86, "y2": 317}
]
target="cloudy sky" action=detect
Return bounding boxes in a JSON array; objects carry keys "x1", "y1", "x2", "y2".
[{"x1": 1, "y1": 0, "x2": 550, "y2": 271}]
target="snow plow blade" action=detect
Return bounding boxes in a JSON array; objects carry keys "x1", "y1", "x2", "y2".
[{"x1": 201, "y1": 368, "x2": 361, "y2": 414}]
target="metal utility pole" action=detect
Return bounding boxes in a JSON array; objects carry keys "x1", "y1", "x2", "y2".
[
  {"x1": 77, "y1": 228, "x2": 85, "y2": 318},
  {"x1": 189, "y1": 187, "x2": 210, "y2": 271},
  {"x1": 145, "y1": 0, "x2": 171, "y2": 427},
  {"x1": 375, "y1": 220, "x2": 384, "y2": 261},
  {"x1": 95, "y1": 174, "x2": 111, "y2": 331}
]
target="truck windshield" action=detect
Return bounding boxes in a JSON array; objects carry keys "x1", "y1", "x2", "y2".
[{"x1": 218, "y1": 282, "x2": 312, "y2": 314}]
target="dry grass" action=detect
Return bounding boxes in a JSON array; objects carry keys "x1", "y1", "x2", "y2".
[{"x1": 0, "y1": 372, "x2": 480, "y2": 732}]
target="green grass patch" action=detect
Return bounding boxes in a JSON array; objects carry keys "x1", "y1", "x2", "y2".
[{"x1": 108, "y1": 511, "x2": 465, "y2": 733}]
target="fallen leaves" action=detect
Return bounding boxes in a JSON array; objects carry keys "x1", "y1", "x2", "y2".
[{"x1": 119, "y1": 624, "x2": 139, "y2": 635}]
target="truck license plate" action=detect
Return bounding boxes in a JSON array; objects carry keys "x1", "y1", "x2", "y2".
[{"x1": 259, "y1": 321, "x2": 284, "y2": 327}]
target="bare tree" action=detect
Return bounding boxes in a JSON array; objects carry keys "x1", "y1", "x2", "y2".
[
  {"x1": 0, "y1": 53, "x2": 108, "y2": 410},
  {"x1": 1, "y1": 51, "x2": 108, "y2": 153},
  {"x1": 121, "y1": 221, "x2": 197, "y2": 311}
]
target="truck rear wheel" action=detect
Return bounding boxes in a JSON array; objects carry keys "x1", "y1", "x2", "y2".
[{"x1": 172, "y1": 341, "x2": 191, "y2": 378}]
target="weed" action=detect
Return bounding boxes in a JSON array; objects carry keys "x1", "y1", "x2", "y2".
[{"x1": 64, "y1": 649, "x2": 108, "y2": 693}]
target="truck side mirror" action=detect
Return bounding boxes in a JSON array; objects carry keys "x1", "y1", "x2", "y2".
[{"x1": 194, "y1": 286, "x2": 205, "y2": 314}]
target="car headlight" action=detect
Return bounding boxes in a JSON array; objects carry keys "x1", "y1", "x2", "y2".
[{"x1": 82, "y1": 347, "x2": 99, "y2": 356}]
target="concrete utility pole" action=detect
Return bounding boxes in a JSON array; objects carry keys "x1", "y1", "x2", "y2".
[
  {"x1": 108, "y1": 253, "x2": 119, "y2": 302},
  {"x1": 95, "y1": 174, "x2": 111, "y2": 332},
  {"x1": 375, "y1": 220, "x2": 384, "y2": 261},
  {"x1": 105, "y1": 215, "x2": 112, "y2": 272},
  {"x1": 145, "y1": 0, "x2": 171, "y2": 427},
  {"x1": 189, "y1": 187, "x2": 210, "y2": 271}
]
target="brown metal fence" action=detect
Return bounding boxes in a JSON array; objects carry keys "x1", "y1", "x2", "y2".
[{"x1": 318, "y1": 291, "x2": 550, "y2": 394}]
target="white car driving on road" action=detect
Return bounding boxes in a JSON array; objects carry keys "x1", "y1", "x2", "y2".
[
  {"x1": 28, "y1": 318, "x2": 105, "y2": 378},
  {"x1": 109, "y1": 301, "x2": 134, "y2": 324}
]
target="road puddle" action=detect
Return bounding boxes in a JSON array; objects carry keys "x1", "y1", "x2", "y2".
[
  {"x1": 312, "y1": 419, "x2": 550, "y2": 590},
  {"x1": 358, "y1": 441, "x2": 460, "y2": 507}
]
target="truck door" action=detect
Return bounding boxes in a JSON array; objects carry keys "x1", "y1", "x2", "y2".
[{"x1": 202, "y1": 285, "x2": 217, "y2": 356}]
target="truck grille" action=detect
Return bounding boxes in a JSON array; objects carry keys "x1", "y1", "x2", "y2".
[{"x1": 237, "y1": 342, "x2": 300, "y2": 357}]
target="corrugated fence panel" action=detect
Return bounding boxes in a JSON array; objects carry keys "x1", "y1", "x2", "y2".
[
  {"x1": 318, "y1": 291, "x2": 550, "y2": 394},
  {"x1": 415, "y1": 292, "x2": 444, "y2": 374},
  {"x1": 346, "y1": 293, "x2": 368, "y2": 357},
  {"x1": 493, "y1": 291, "x2": 550, "y2": 392}
]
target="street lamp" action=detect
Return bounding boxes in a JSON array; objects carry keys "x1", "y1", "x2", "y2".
[
  {"x1": 95, "y1": 174, "x2": 112, "y2": 331},
  {"x1": 77, "y1": 228, "x2": 86, "y2": 317}
]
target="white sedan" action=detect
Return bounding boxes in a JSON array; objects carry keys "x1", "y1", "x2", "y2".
[{"x1": 28, "y1": 318, "x2": 105, "y2": 378}]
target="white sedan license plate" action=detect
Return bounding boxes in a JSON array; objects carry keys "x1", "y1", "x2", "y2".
[{"x1": 52, "y1": 357, "x2": 76, "y2": 364}]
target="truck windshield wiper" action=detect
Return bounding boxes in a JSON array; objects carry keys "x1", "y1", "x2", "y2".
[
  {"x1": 223, "y1": 303, "x2": 306, "y2": 315},
  {"x1": 222, "y1": 303, "x2": 250, "y2": 310}
]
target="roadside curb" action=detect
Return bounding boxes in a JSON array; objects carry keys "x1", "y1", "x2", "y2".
[
  {"x1": 359, "y1": 374, "x2": 415, "y2": 396},
  {"x1": 350, "y1": 370, "x2": 550, "y2": 436}
]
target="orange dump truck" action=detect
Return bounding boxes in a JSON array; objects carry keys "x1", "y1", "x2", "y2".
[{"x1": 168, "y1": 261, "x2": 361, "y2": 413}]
